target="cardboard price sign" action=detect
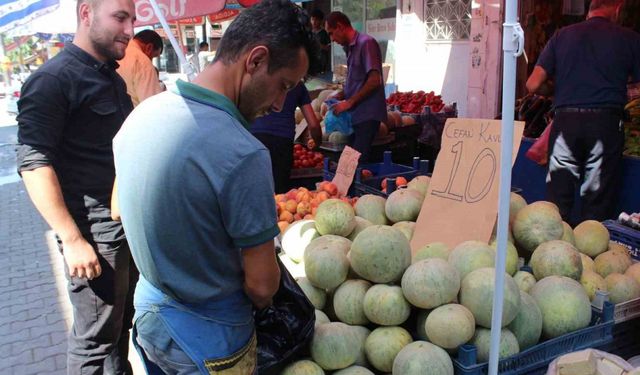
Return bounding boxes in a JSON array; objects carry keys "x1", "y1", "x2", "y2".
[
  {"x1": 332, "y1": 146, "x2": 361, "y2": 196},
  {"x1": 410, "y1": 119, "x2": 525, "y2": 253}
]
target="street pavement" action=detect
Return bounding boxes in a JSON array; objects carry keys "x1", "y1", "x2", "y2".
[{"x1": 0, "y1": 122, "x2": 143, "y2": 374}]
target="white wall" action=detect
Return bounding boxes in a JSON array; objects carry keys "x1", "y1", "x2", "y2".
[{"x1": 395, "y1": 5, "x2": 471, "y2": 116}]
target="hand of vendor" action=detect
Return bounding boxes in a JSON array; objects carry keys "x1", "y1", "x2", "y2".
[
  {"x1": 331, "y1": 99, "x2": 353, "y2": 116},
  {"x1": 307, "y1": 138, "x2": 317, "y2": 150}
]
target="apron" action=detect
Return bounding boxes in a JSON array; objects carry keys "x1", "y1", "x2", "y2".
[{"x1": 132, "y1": 275, "x2": 256, "y2": 374}]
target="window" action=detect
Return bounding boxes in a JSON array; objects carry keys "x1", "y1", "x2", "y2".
[{"x1": 424, "y1": 0, "x2": 472, "y2": 41}]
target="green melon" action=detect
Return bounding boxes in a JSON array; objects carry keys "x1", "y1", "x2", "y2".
[
  {"x1": 605, "y1": 273, "x2": 640, "y2": 304},
  {"x1": 573, "y1": 220, "x2": 610, "y2": 257},
  {"x1": 351, "y1": 325, "x2": 371, "y2": 367},
  {"x1": 580, "y1": 270, "x2": 607, "y2": 301},
  {"x1": 392, "y1": 221, "x2": 416, "y2": 241},
  {"x1": 448, "y1": 241, "x2": 496, "y2": 282},
  {"x1": 513, "y1": 271, "x2": 537, "y2": 293},
  {"x1": 594, "y1": 250, "x2": 632, "y2": 278},
  {"x1": 425, "y1": 304, "x2": 475, "y2": 350},
  {"x1": 315, "y1": 199, "x2": 357, "y2": 237},
  {"x1": 304, "y1": 235, "x2": 352, "y2": 263},
  {"x1": 350, "y1": 225, "x2": 411, "y2": 283},
  {"x1": 305, "y1": 246, "x2": 350, "y2": 290},
  {"x1": 459, "y1": 267, "x2": 521, "y2": 328},
  {"x1": 364, "y1": 326, "x2": 413, "y2": 373},
  {"x1": 392, "y1": 341, "x2": 454, "y2": 375},
  {"x1": 580, "y1": 253, "x2": 595, "y2": 273},
  {"x1": 333, "y1": 366, "x2": 374, "y2": 375},
  {"x1": 507, "y1": 291, "x2": 543, "y2": 350},
  {"x1": 625, "y1": 263, "x2": 640, "y2": 285},
  {"x1": 401, "y1": 258, "x2": 460, "y2": 309},
  {"x1": 510, "y1": 193, "x2": 528, "y2": 225},
  {"x1": 385, "y1": 188, "x2": 424, "y2": 223},
  {"x1": 471, "y1": 327, "x2": 520, "y2": 362},
  {"x1": 561, "y1": 221, "x2": 576, "y2": 246},
  {"x1": 333, "y1": 279, "x2": 372, "y2": 325},
  {"x1": 363, "y1": 284, "x2": 411, "y2": 326},
  {"x1": 328, "y1": 131, "x2": 349, "y2": 144},
  {"x1": 296, "y1": 277, "x2": 327, "y2": 309},
  {"x1": 530, "y1": 240, "x2": 583, "y2": 281},
  {"x1": 407, "y1": 175, "x2": 431, "y2": 197},
  {"x1": 413, "y1": 242, "x2": 450, "y2": 263},
  {"x1": 282, "y1": 359, "x2": 326, "y2": 375},
  {"x1": 283, "y1": 219, "x2": 320, "y2": 263},
  {"x1": 530, "y1": 276, "x2": 591, "y2": 338},
  {"x1": 315, "y1": 309, "x2": 330, "y2": 326},
  {"x1": 311, "y1": 322, "x2": 360, "y2": 370},
  {"x1": 513, "y1": 202, "x2": 564, "y2": 253},
  {"x1": 354, "y1": 195, "x2": 388, "y2": 225},
  {"x1": 489, "y1": 240, "x2": 519, "y2": 276},
  {"x1": 347, "y1": 217, "x2": 374, "y2": 241}
]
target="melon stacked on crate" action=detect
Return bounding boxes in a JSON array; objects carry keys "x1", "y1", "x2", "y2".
[{"x1": 278, "y1": 191, "x2": 617, "y2": 375}]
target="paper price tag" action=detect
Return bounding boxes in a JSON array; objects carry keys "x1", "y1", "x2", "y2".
[
  {"x1": 410, "y1": 119, "x2": 525, "y2": 253},
  {"x1": 294, "y1": 121, "x2": 308, "y2": 141},
  {"x1": 332, "y1": 146, "x2": 361, "y2": 196}
]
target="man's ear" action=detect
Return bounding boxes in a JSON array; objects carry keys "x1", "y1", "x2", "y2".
[
  {"x1": 245, "y1": 46, "x2": 269, "y2": 75},
  {"x1": 77, "y1": 2, "x2": 92, "y2": 27}
]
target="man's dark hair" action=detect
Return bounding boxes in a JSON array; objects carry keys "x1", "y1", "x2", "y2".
[
  {"x1": 213, "y1": 0, "x2": 316, "y2": 73},
  {"x1": 310, "y1": 9, "x2": 325, "y2": 20},
  {"x1": 326, "y1": 11, "x2": 352, "y2": 28},
  {"x1": 589, "y1": 0, "x2": 623, "y2": 11},
  {"x1": 199, "y1": 41, "x2": 209, "y2": 49},
  {"x1": 134, "y1": 30, "x2": 164, "y2": 54}
]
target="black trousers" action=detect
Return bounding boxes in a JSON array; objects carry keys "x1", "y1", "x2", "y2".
[
  {"x1": 546, "y1": 109, "x2": 624, "y2": 225},
  {"x1": 349, "y1": 120, "x2": 380, "y2": 163},
  {"x1": 59, "y1": 235, "x2": 138, "y2": 375},
  {"x1": 253, "y1": 133, "x2": 293, "y2": 194}
]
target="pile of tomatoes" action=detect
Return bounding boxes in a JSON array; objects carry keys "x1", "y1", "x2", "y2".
[
  {"x1": 386, "y1": 90, "x2": 445, "y2": 114},
  {"x1": 293, "y1": 144, "x2": 324, "y2": 169}
]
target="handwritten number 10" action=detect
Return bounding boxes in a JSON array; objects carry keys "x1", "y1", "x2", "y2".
[{"x1": 432, "y1": 141, "x2": 497, "y2": 203}]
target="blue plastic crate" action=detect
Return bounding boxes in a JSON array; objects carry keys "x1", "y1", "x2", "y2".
[
  {"x1": 602, "y1": 220, "x2": 640, "y2": 261},
  {"x1": 453, "y1": 302, "x2": 615, "y2": 375}
]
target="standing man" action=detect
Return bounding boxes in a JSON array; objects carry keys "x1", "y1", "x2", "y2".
[
  {"x1": 310, "y1": 9, "x2": 331, "y2": 75},
  {"x1": 113, "y1": 1, "x2": 315, "y2": 373},
  {"x1": 526, "y1": 0, "x2": 640, "y2": 224},
  {"x1": 16, "y1": 0, "x2": 137, "y2": 374},
  {"x1": 117, "y1": 29, "x2": 164, "y2": 107},
  {"x1": 326, "y1": 11, "x2": 387, "y2": 162}
]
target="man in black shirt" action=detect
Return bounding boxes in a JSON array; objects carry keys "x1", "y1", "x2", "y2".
[
  {"x1": 311, "y1": 9, "x2": 331, "y2": 74},
  {"x1": 526, "y1": 0, "x2": 640, "y2": 224},
  {"x1": 16, "y1": 0, "x2": 137, "y2": 373}
]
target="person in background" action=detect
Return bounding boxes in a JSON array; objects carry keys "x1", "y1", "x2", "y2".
[
  {"x1": 16, "y1": 0, "x2": 137, "y2": 373},
  {"x1": 526, "y1": 0, "x2": 640, "y2": 225},
  {"x1": 310, "y1": 9, "x2": 331, "y2": 75},
  {"x1": 325, "y1": 11, "x2": 386, "y2": 163},
  {"x1": 112, "y1": 1, "x2": 315, "y2": 373},
  {"x1": 251, "y1": 81, "x2": 322, "y2": 193},
  {"x1": 198, "y1": 41, "x2": 211, "y2": 72},
  {"x1": 117, "y1": 29, "x2": 164, "y2": 107}
]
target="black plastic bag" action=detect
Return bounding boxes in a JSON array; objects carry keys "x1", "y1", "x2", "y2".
[
  {"x1": 255, "y1": 256, "x2": 315, "y2": 374},
  {"x1": 418, "y1": 103, "x2": 458, "y2": 150}
]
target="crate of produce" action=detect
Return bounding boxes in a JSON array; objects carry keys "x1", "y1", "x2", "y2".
[
  {"x1": 290, "y1": 168, "x2": 323, "y2": 179},
  {"x1": 453, "y1": 302, "x2": 614, "y2": 375},
  {"x1": 602, "y1": 220, "x2": 640, "y2": 260}
]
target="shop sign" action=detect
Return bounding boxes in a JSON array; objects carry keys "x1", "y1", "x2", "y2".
[
  {"x1": 332, "y1": 146, "x2": 361, "y2": 197},
  {"x1": 208, "y1": 9, "x2": 240, "y2": 23},
  {"x1": 154, "y1": 27, "x2": 179, "y2": 39},
  {"x1": 135, "y1": 0, "x2": 225, "y2": 26},
  {"x1": 172, "y1": 16, "x2": 204, "y2": 25},
  {"x1": 411, "y1": 119, "x2": 525, "y2": 252},
  {"x1": 366, "y1": 18, "x2": 396, "y2": 41}
]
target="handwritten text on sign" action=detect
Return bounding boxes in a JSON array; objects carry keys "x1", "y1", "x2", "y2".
[
  {"x1": 410, "y1": 119, "x2": 525, "y2": 253},
  {"x1": 332, "y1": 146, "x2": 361, "y2": 197}
]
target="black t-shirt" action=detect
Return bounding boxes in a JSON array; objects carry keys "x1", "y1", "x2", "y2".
[
  {"x1": 16, "y1": 43, "x2": 133, "y2": 241},
  {"x1": 313, "y1": 29, "x2": 331, "y2": 73},
  {"x1": 537, "y1": 17, "x2": 640, "y2": 109}
]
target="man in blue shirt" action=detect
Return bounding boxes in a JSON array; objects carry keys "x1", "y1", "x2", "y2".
[
  {"x1": 527, "y1": 0, "x2": 640, "y2": 224},
  {"x1": 326, "y1": 11, "x2": 387, "y2": 162},
  {"x1": 251, "y1": 81, "x2": 322, "y2": 193},
  {"x1": 113, "y1": 1, "x2": 315, "y2": 373}
]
